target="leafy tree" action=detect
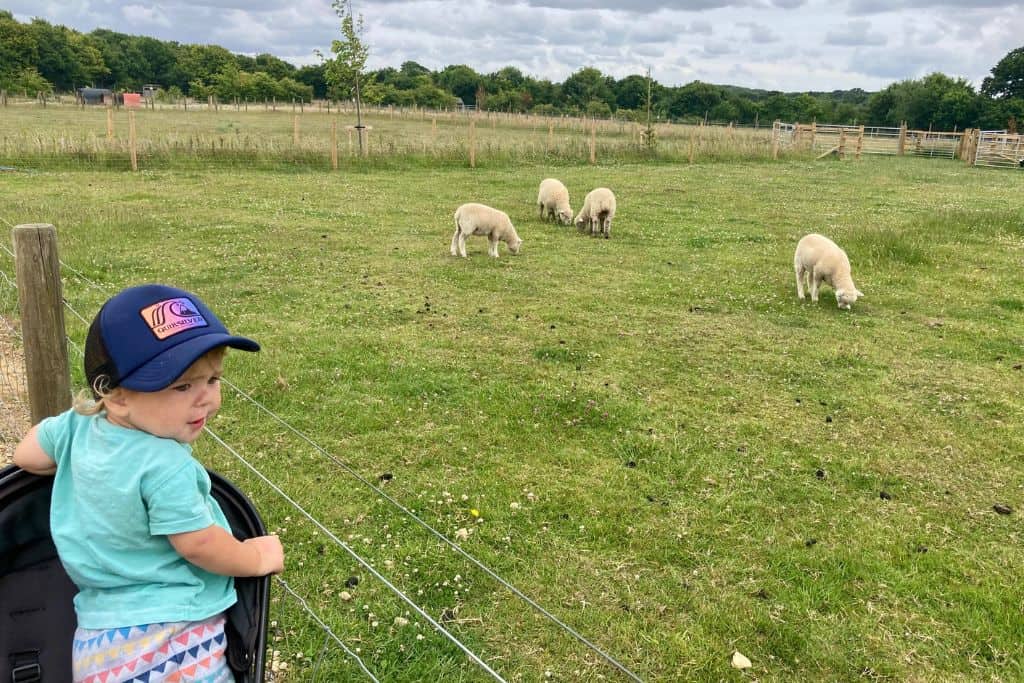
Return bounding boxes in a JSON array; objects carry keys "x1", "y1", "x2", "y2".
[
  {"x1": 254, "y1": 53, "x2": 296, "y2": 80},
  {"x1": 614, "y1": 74, "x2": 650, "y2": 111},
  {"x1": 667, "y1": 81, "x2": 724, "y2": 120},
  {"x1": 562, "y1": 67, "x2": 614, "y2": 110},
  {"x1": 295, "y1": 63, "x2": 328, "y2": 99},
  {"x1": 316, "y1": 0, "x2": 370, "y2": 151},
  {"x1": 435, "y1": 64, "x2": 481, "y2": 106},
  {"x1": 0, "y1": 11, "x2": 38, "y2": 83},
  {"x1": 317, "y1": 0, "x2": 368, "y2": 101},
  {"x1": 178, "y1": 44, "x2": 235, "y2": 89},
  {"x1": 981, "y1": 46, "x2": 1024, "y2": 100},
  {"x1": 585, "y1": 99, "x2": 612, "y2": 118},
  {"x1": 3, "y1": 66, "x2": 52, "y2": 94}
]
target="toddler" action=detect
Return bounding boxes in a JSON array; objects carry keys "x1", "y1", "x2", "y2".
[{"x1": 14, "y1": 283, "x2": 284, "y2": 683}]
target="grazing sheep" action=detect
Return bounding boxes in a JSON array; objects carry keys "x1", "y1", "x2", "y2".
[
  {"x1": 450, "y1": 203, "x2": 523, "y2": 258},
  {"x1": 537, "y1": 178, "x2": 573, "y2": 226},
  {"x1": 574, "y1": 187, "x2": 616, "y2": 238},
  {"x1": 794, "y1": 233, "x2": 864, "y2": 310}
]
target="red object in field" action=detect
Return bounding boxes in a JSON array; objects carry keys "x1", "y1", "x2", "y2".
[{"x1": 123, "y1": 93, "x2": 142, "y2": 108}]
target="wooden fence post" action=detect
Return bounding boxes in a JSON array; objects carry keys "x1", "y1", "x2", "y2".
[
  {"x1": 855, "y1": 125, "x2": 865, "y2": 160},
  {"x1": 331, "y1": 120, "x2": 338, "y2": 170},
  {"x1": 128, "y1": 110, "x2": 138, "y2": 172},
  {"x1": 838, "y1": 128, "x2": 847, "y2": 159},
  {"x1": 589, "y1": 120, "x2": 597, "y2": 164},
  {"x1": 772, "y1": 121, "x2": 780, "y2": 160},
  {"x1": 13, "y1": 224, "x2": 72, "y2": 424},
  {"x1": 897, "y1": 122, "x2": 907, "y2": 155}
]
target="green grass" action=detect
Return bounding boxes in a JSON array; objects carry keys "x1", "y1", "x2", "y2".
[{"x1": 1, "y1": 154, "x2": 1023, "y2": 682}]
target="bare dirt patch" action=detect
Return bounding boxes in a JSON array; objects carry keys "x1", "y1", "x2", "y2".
[{"x1": 0, "y1": 318, "x2": 31, "y2": 464}]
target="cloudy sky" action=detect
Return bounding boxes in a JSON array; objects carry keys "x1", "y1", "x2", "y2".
[{"x1": 6, "y1": 0, "x2": 1023, "y2": 92}]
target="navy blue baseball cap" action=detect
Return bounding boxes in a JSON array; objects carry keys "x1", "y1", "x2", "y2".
[{"x1": 85, "y1": 284, "x2": 259, "y2": 395}]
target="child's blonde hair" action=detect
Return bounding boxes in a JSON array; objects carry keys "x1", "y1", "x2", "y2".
[{"x1": 75, "y1": 346, "x2": 228, "y2": 416}]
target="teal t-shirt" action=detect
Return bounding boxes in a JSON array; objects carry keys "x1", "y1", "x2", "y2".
[{"x1": 37, "y1": 409, "x2": 237, "y2": 629}]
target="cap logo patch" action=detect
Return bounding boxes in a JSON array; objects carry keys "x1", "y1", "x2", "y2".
[{"x1": 140, "y1": 297, "x2": 208, "y2": 340}]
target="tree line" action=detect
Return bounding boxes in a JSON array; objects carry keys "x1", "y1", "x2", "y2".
[{"x1": 2, "y1": 11, "x2": 1022, "y2": 131}]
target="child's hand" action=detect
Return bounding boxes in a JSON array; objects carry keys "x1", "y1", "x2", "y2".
[{"x1": 244, "y1": 535, "x2": 285, "y2": 575}]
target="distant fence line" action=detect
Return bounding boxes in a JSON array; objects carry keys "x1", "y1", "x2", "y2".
[
  {"x1": 772, "y1": 121, "x2": 1021, "y2": 169},
  {"x1": 0, "y1": 101, "x2": 780, "y2": 169},
  {"x1": 4, "y1": 91, "x2": 1020, "y2": 171}
]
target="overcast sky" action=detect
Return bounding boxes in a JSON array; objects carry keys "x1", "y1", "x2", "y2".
[{"x1": 6, "y1": 0, "x2": 1023, "y2": 92}]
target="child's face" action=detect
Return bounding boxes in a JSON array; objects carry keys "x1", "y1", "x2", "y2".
[{"x1": 106, "y1": 354, "x2": 224, "y2": 444}]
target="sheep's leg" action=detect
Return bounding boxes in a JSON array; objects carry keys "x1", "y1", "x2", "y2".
[
  {"x1": 450, "y1": 227, "x2": 461, "y2": 257},
  {"x1": 488, "y1": 236, "x2": 500, "y2": 258},
  {"x1": 603, "y1": 217, "x2": 611, "y2": 238},
  {"x1": 538, "y1": 203, "x2": 545, "y2": 220},
  {"x1": 810, "y1": 270, "x2": 821, "y2": 302},
  {"x1": 458, "y1": 231, "x2": 468, "y2": 258},
  {"x1": 795, "y1": 265, "x2": 805, "y2": 299}
]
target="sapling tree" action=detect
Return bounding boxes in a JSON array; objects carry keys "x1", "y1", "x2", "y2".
[{"x1": 316, "y1": 0, "x2": 369, "y2": 154}]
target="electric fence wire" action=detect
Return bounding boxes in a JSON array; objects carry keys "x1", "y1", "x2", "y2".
[
  {"x1": 273, "y1": 575, "x2": 381, "y2": 683},
  {"x1": 204, "y1": 428, "x2": 508, "y2": 683}
]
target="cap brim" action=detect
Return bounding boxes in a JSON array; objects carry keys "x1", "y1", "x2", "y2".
[{"x1": 119, "y1": 334, "x2": 259, "y2": 392}]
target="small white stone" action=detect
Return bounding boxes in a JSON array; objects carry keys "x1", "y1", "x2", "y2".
[{"x1": 731, "y1": 651, "x2": 752, "y2": 669}]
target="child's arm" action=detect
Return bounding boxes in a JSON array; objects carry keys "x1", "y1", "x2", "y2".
[
  {"x1": 169, "y1": 526, "x2": 284, "y2": 577},
  {"x1": 13, "y1": 425, "x2": 57, "y2": 476}
]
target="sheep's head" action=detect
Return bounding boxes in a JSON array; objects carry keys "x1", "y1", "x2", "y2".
[
  {"x1": 508, "y1": 237, "x2": 523, "y2": 254},
  {"x1": 835, "y1": 288, "x2": 864, "y2": 310},
  {"x1": 558, "y1": 208, "x2": 573, "y2": 225},
  {"x1": 574, "y1": 214, "x2": 587, "y2": 231}
]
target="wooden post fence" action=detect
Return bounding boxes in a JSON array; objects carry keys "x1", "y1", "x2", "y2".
[
  {"x1": 12, "y1": 224, "x2": 72, "y2": 424},
  {"x1": 838, "y1": 128, "x2": 847, "y2": 158},
  {"x1": 772, "y1": 121, "x2": 780, "y2": 160},
  {"x1": 128, "y1": 111, "x2": 138, "y2": 172},
  {"x1": 897, "y1": 123, "x2": 907, "y2": 156},
  {"x1": 331, "y1": 120, "x2": 338, "y2": 170},
  {"x1": 855, "y1": 125, "x2": 865, "y2": 160}
]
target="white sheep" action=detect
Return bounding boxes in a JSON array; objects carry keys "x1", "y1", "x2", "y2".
[
  {"x1": 574, "y1": 187, "x2": 616, "y2": 238},
  {"x1": 450, "y1": 203, "x2": 523, "y2": 258},
  {"x1": 537, "y1": 178, "x2": 573, "y2": 226},
  {"x1": 794, "y1": 233, "x2": 864, "y2": 310}
]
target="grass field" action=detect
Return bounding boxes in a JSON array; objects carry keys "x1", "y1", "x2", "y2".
[{"x1": 1, "y1": 152, "x2": 1023, "y2": 681}]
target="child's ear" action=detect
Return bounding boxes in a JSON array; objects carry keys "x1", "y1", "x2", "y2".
[{"x1": 103, "y1": 388, "x2": 130, "y2": 415}]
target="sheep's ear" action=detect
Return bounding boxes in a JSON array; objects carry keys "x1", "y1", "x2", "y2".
[{"x1": 856, "y1": 289, "x2": 864, "y2": 298}]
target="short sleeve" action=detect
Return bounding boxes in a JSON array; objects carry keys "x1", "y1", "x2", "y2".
[
  {"x1": 146, "y1": 463, "x2": 216, "y2": 535},
  {"x1": 35, "y1": 409, "x2": 76, "y2": 466}
]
